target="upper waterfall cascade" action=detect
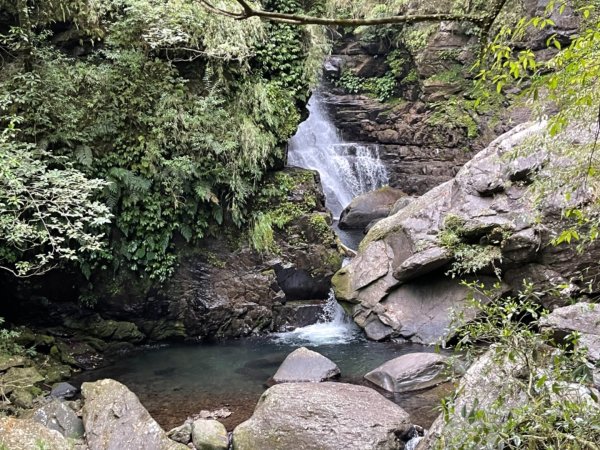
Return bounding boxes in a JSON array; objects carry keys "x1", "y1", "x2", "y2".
[{"x1": 287, "y1": 92, "x2": 389, "y2": 219}]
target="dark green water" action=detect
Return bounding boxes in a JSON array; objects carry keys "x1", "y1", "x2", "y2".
[{"x1": 71, "y1": 335, "x2": 446, "y2": 431}]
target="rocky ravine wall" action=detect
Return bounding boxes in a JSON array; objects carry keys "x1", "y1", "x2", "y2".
[
  {"x1": 332, "y1": 122, "x2": 600, "y2": 344},
  {"x1": 321, "y1": 0, "x2": 580, "y2": 197},
  {"x1": 1, "y1": 168, "x2": 342, "y2": 370}
]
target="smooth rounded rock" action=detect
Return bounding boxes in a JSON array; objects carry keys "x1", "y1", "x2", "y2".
[
  {"x1": 339, "y1": 187, "x2": 406, "y2": 230},
  {"x1": 365, "y1": 353, "x2": 448, "y2": 393},
  {"x1": 51, "y1": 382, "x2": 78, "y2": 400},
  {"x1": 191, "y1": 419, "x2": 228, "y2": 450},
  {"x1": 273, "y1": 347, "x2": 340, "y2": 383},
  {"x1": 232, "y1": 382, "x2": 414, "y2": 450}
]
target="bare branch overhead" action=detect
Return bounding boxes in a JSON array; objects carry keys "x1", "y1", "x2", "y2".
[{"x1": 198, "y1": 0, "x2": 496, "y2": 26}]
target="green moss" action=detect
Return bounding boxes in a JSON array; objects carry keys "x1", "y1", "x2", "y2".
[
  {"x1": 426, "y1": 96, "x2": 480, "y2": 140},
  {"x1": 308, "y1": 214, "x2": 336, "y2": 247},
  {"x1": 438, "y1": 214, "x2": 510, "y2": 277},
  {"x1": 204, "y1": 251, "x2": 226, "y2": 269},
  {"x1": 248, "y1": 169, "x2": 325, "y2": 254}
]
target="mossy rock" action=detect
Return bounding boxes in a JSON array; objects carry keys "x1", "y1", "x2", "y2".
[
  {"x1": 0, "y1": 354, "x2": 26, "y2": 371},
  {"x1": 0, "y1": 366, "x2": 44, "y2": 395},
  {"x1": 331, "y1": 268, "x2": 358, "y2": 304},
  {"x1": 139, "y1": 320, "x2": 187, "y2": 342},
  {"x1": 9, "y1": 388, "x2": 35, "y2": 409}
]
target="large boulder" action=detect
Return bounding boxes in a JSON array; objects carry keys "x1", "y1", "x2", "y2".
[
  {"x1": 0, "y1": 417, "x2": 77, "y2": 450},
  {"x1": 273, "y1": 347, "x2": 340, "y2": 383},
  {"x1": 333, "y1": 122, "x2": 600, "y2": 343},
  {"x1": 417, "y1": 348, "x2": 528, "y2": 449},
  {"x1": 232, "y1": 382, "x2": 415, "y2": 450},
  {"x1": 81, "y1": 379, "x2": 187, "y2": 450},
  {"x1": 339, "y1": 187, "x2": 406, "y2": 230},
  {"x1": 365, "y1": 353, "x2": 448, "y2": 393}
]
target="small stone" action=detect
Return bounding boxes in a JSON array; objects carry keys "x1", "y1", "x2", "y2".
[
  {"x1": 191, "y1": 419, "x2": 228, "y2": 450},
  {"x1": 0, "y1": 366, "x2": 44, "y2": 395},
  {"x1": 51, "y1": 382, "x2": 78, "y2": 400},
  {"x1": 0, "y1": 355, "x2": 26, "y2": 371},
  {"x1": 10, "y1": 389, "x2": 34, "y2": 409},
  {"x1": 168, "y1": 423, "x2": 192, "y2": 444}
]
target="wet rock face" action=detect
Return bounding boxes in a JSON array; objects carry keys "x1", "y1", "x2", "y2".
[
  {"x1": 273, "y1": 347, "x2": 340, "y2": 383},
  {"x1": 3, "y1": 167, "x2": 342, "y2": 343},
  {"x1": 333, "y1": 123, "x2": 600, "y2": 344},
  {"x1": 143, "y1": 168, "x2": 342, "y2": 340},
  {"x1": 81, "y1": 379, "x2": 187, "y2": 450},
  {"x1": 232, "y1": 382, "x2": 414, "y2": 450},
  {"x1": 320, "y1": 91, "x2": 477, "y2": 197},
  {"x1": 339, "y1": 187, "x2": 406, "y2": 230}
]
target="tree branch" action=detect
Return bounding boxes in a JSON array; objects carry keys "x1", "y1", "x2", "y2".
[{"x1": 199, "y1": 0, "x2": 492, "y2": 26}]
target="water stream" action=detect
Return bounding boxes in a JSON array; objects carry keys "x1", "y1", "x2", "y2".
[{"x1": 287, "y1": 92, "x2": 389, "y2": 219}]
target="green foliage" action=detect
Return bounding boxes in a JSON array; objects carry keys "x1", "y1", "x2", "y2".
[
  {"x1": 248, "y1": 170, "x2": 319, "y2": 253},
  {"x1": 426, "y1": 96, "x2": 480, "y2": 139},
  {"x1": 335, "y1": 70, "x2": 399, "y2": 102},
  {"x1": 0, "y1": 0, "x2": 325, "y2": 281},
  {"x1": 0, "y1": 119, "x2": 112, "y2": 277},
  {"x1": 441, "y1": 282, "x2": 600, "y2": 449},
  {"x1": 438, "y1": 214, "x2": 509, "y2": 277},
  {"x1": 0, "y1": 317, "x2": 27, "y2": 356},
  {"x1": 335, "y1": 70, "x2": 365, "y2": 94},
  {"x1": 475, "y1": 2, "x2": 600, "y2": 246}
]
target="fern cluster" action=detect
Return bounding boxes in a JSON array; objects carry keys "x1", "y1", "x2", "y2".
[{"x1": 0, "y1": 0, "x2": 327, "y2": 281}]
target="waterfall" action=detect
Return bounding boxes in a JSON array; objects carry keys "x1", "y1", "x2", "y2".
[
  {"x1": 287, "y1": 92, "x2": 389, "y2": 219},
  {"x1": 271, "y1": 290, "x2": 361, "y2": 346},
  {"x1": 275, "y1": 92, "x2": 390, "y2": 344}
]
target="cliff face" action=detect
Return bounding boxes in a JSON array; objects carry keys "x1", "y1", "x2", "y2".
[{"x1": 319, "y1": 0, "x2": 580, "y2": 196}]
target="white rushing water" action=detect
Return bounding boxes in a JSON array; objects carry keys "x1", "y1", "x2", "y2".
[
  {"x1": 287, "y1": 92, "x2": 389, "y2": 219},
  {"x1": 272, "y1": 289, "x2": 361, "y2": 346}
]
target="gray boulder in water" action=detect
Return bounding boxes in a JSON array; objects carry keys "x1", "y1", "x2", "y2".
[
  {"x1": 81, "y1": 378, "x2": 187, "y2": 450},
  {"x1": 365, "y1": 352, "x2": 448, "y2": 393},
  {"x1": 273, "y1": 347, "x2": 340, "y2": 383},
  {"x1": 232, "y1": 382, "x2": 414, "y2": 450}
]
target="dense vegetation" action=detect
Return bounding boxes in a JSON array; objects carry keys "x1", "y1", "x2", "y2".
[
  {"x1": 1, "y1": 0, "x2": 600, "y2": 447},
  {"x1": 0, "y1": 0, "x2": 327, "y2": 281}
]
